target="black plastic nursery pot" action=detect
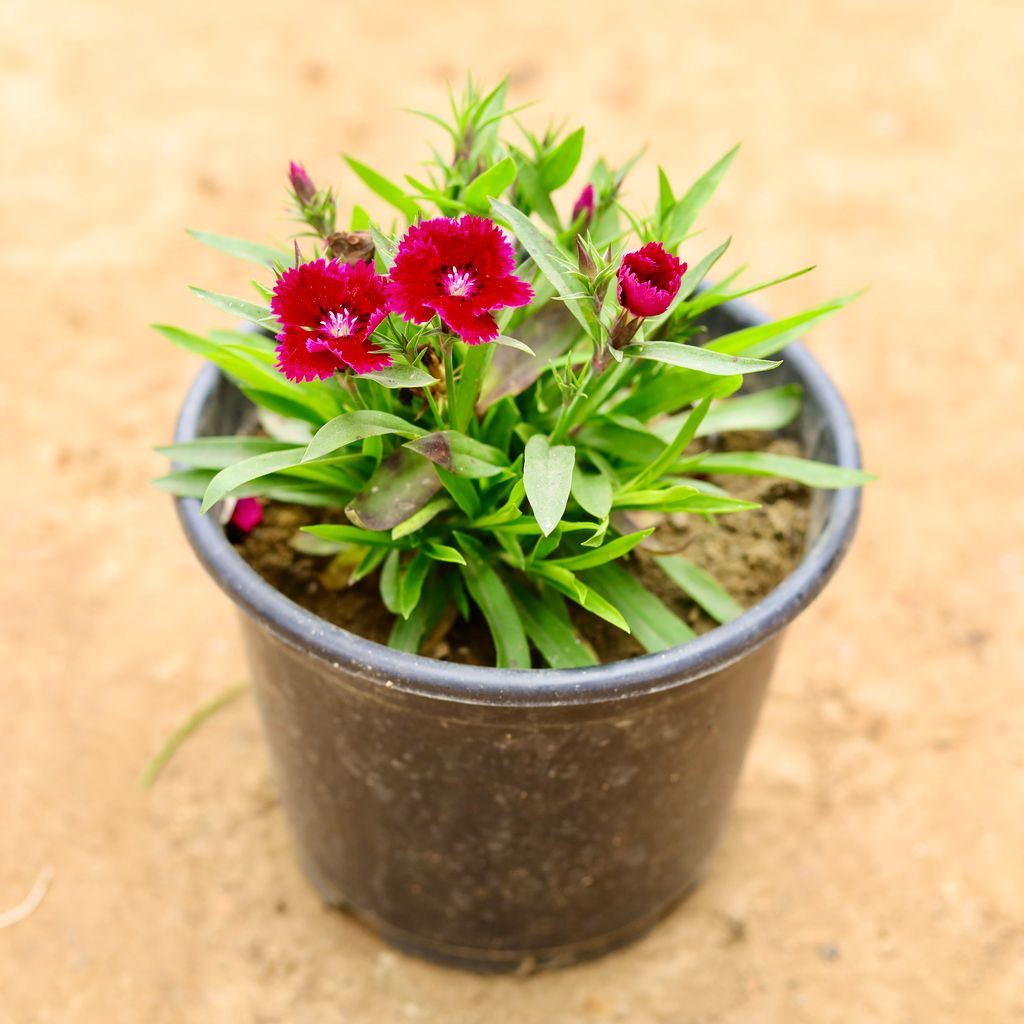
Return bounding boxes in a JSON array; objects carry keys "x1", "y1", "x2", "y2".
[{"x1": 173, "y1": 297, "x2": 863, "y2": 972}]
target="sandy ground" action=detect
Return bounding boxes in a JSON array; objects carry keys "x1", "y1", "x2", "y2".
[{"x1": 3, "y1": 0, "x2": 1023, "y2": 1020}]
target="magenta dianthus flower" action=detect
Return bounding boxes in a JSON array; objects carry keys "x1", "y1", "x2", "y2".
[
  {"x1": 271, "y1": 258, "x2": 391, "y2": 381},
  {"x1": 617, "y1": 242, "x2": 687, "y2": 318},
  {"x1": 388, "y1": 216, "x2": 534, "y2": 345}
]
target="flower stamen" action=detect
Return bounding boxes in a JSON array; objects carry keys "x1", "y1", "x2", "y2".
[{"x1": 443, "y1": 267, "x2": 476, "y2": 297}]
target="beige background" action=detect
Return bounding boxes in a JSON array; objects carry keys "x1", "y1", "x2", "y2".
[{"x1": 3, "y1": 0, "x2": 1022, "y2": 1020}]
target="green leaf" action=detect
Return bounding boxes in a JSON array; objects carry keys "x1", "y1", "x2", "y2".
[
  {"x1": 654, "y1": 555, "x2": 744, "y2": 624},
  {"x1": 189, "y1": 287, "x2": 277, "y2": 328},
  {"x1": 370, "y1": 225, "x2": 398, "y2": 271},
  {"x1": 571, "y1": 465, "x2": 613, "y2": 520},
  {"x1": 664, "y1": 145, "x2": 739, "y2": 247},
  {"x1": 423, "y1": 542, "x2": 466, "y2": 565},
  {"x1": 493, "y1": 335, "x2": 535, "y2": 355},
  {"x1": 540, "y1": 127, "x2": 585, "y2": 191},
  {"x1": 380, "y1": 548, "x2": 402, "y2": 614},
  {"x1": 238, "y1": 387, "x2": 324, "y2": 426},
  {"x1": 346, "y1": 447, "x2": 442, "y2": 531},
  {"x1": 695, "y1": 384, "x2": 803, "y2": 438},
  {"x1": 450, "y1": 343, "x2": 493, "y2": 433},
  {"x1": 657, "y1": 167, "x2": 675, "y2": 223},
  {"x1": 623, "y1": 342, "x2": 781, "y2": 376},
  {"x1": 154, "y1": 470, "x2": 345, "y2": 507},
  {"x1": 302, "y1": 524, "x2": 406, "y2": 548},
  {"x1": 304, "y1": 410, "x2": 426, "y2": 462},
  {"x1": 187, "y1": 230, "x2": 288, "y2": 268},
  {"x1": 490, "y1": 198, "x2": 600, "y2": 339},
  {"x1": 391, "y1": 495, "x2": 452, "y2": 539},
  {"x1": 626, "y1": 397, "x2": 713, "y2": 491},
  {"x1": 508, "y1": 580, "x2": 597, "y2": 669},
  {"x1": 530, "y1": 563, "x2": 629, "y2": 633},
  {"x1": 388, "y1": 572, "x2": 452, "y2": 654},
  {"x1": 550, "y1": 529, "x2": 654, "y2": 571},
  {"x1": 363, "y1": 361, "x2": 438, "y2": 389},
  {"x1": 583, "y1": 563, "x2": 696, "y2": 651},
  {"x1": 156, "y1": 436, "x2": 295, "y2": 470},
  {"x1": 613, "y1": 485, "x2": 759, "y2": 514},
  {"x1": 200, "y1": 448, "x2": 307, "y2": 512},
  {"x1": 344, "y1": 156, "x2": 422, "y2": 222},
  {"x1": 706, "y1": 295, "x2": 857, "y2": 359},
  {"x1": 511, "y1": 152, "x2": 561, "y2": 230},
  {"x1": 691, "y1": 451, "x2": 875, "y2": 488},
  {"x1": 454, "y1": 533, "x2": 531, "y2": 668},
  {"x1": 405, "y1": 431, "x2": 509, "y2": 478},
  {"x1": 574, "y1": 419, "x2": 666, "y2": 465},
  {"x1": 462, "y1": 156, "x2": 517, "y2": 211},
  {"x1": 350, "y1": 205, "x2": 371, "y2": 231},
  {"x1": 399, "y1": 553, "x2": 432, "y2": 619},
  {"x1": 523, "y1": 435, "x2": 576, "y2": 537},
  {"x1": 435, "y1": 465, "x2": 481, "y2": 519}
]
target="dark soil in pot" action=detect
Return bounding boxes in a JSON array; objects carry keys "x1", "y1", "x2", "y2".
[{"x1": 234, "y1": 434, "x2": 809, "y2": 665}]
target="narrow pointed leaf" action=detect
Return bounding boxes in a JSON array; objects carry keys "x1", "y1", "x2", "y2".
[
  {"x1": 187, "y1": 230, "x2": 288, "y2": 268},
  {"x1": 454, "y1": 533, "x2": 531, "y2": 669},
  {"x1": 490, "y1": 198, "x2": 600, "y2": 339},
  {"x1": 549, "y1": 529, "x2": 655, "y2": 571},
  {"x1": 583, "y1": 564, "x2": 696, "y2": 651},
  {"x1": 691, "y1": 451, "x2": 875, "y2": 488},
  {"x1": 189, "y1": 287, "x2": 278, "y2": 328},
  {"x1": 654, "y1": 555, "x2": 744, "y2": 624},
  {"x1": 157, "y1": 437, "x2": 295, "y2": 469},
  {"x1": 508, "y1": 580, "x2": 597, "y2": 669},
  {"x1": 304, "y1": 410, "x2": 426, "y2": 462},
  {"x1": 344, "y1": 156, "x2": 422, "y2": 222},
  {"x1": 664, "y1": 145, "x2": 739, "y2": 246},
  {"x1": 200, "y1": 448, "x2": 306, "y2": 512},
  {"x1": 624, "y1": 342, "x2": 780, "y2": 376},
  {"x1": 694, "y1": 384, "x2": 802, "y2": 438}
]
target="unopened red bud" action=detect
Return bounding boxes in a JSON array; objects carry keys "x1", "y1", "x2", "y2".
[
  {"x1": 288, "y1": 161, "x2": 316, "y2": 205},
  {"x1": 572, "y1": 183, "x2": 595, "y2": 227}
]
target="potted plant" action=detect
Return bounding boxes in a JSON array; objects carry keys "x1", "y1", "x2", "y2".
[{"x1": 156, "y1": 80, "x2": 870, "y2": 972}]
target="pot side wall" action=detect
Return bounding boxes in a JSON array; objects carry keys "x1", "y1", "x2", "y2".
[{"x1": 241, "y1": 614, "x2": 783, "y2": 969}]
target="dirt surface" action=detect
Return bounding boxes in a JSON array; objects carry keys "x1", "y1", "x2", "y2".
[
  {"x1": 3, "y1": 1, "x2": 1023, "y2": 1021},
  {"x1": 235, "y1": 434, "x2": 808, "y2": 664}
]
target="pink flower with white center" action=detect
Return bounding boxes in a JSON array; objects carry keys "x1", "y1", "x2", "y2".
[
  {"x1": 387, "y1": 216, "x2": 534, "y2": 345},
  {"x1": 270, "y1": 258, "x2": 391, "y2": 381}
]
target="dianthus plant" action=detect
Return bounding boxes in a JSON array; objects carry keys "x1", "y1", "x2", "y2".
[{"x1": 156, "y1": 80, "x2": 869, "y2": 669}]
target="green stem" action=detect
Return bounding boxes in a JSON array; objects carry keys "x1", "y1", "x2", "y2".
[{"x1": 443, "y1": 337, "x2": 457, "y2": 429}]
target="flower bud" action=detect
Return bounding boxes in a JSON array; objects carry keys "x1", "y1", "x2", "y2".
[
  {"x1": 288, "y1": 161, "x2": 316, "y2": 206},
  {"x1": 572, "y1": 183, "x2": 595, "y2": 228},
  {"x1": 575, "y1": 236, "x2": 597, "y2": 281},
  {"x1": 616, "y1": 242, "x2": 686, "y2": 318}
]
